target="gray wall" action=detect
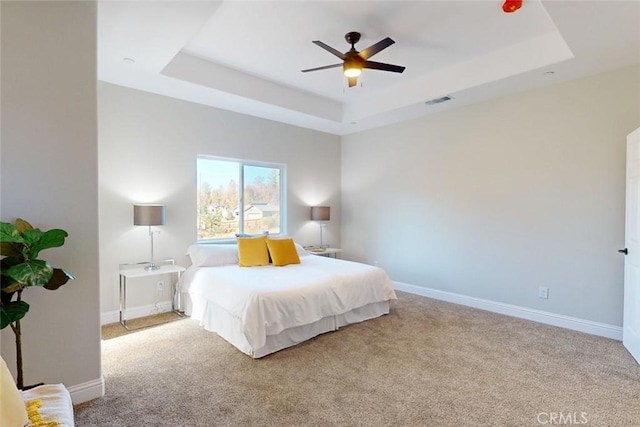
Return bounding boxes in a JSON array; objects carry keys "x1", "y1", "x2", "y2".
[
  {"x1": 342, "y1": 65, "x2": 640, "y2": 327},
  {"x1": 98, "y1": 82, "x2": 341, "y2": 317},
  {"x1": 0, "y1": 1, "x2": 102, "y2": 398}
]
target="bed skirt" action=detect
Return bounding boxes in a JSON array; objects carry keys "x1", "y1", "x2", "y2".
[{"x1": 184, "y1": 292, "x2": 390, "y2": 358}]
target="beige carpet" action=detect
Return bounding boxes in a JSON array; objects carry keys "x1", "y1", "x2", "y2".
[
  {"x1": 101, "y1": 312, "x2": 184, "y2": 340},
  {"x1": 75, "y1": 292, "x2": 640, "y2": 426}
]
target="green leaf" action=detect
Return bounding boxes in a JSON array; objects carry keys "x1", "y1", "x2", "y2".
[
  {"x1": 1, "y1": 300, "x2": 29, "y2": 329},
  {"x1": 43, "y1": 268, "x2": 75, "y2": 290},
  {"x1": 1, "y1": 256, "x2": 20, "y2": 271},
  {"x1": 21, "y1": 228, "x2": 43, "y2": 258},
  {"x1": 7, "y1": 260, "x2": 53, "y2": 288},
  {"x1": 0, "y1": 222, "x2": 23, "y2": 244},
  {"x1": 1, "y1": 288, "x2": 16, "y2": 305},
  {"x1": 36, "y1": 229, "x2": 68, "y2": 252},
  {"x1": 21, "y1": 228, "x2": 68, "y2": 259},
  {"x1": 1, "y1": 258, "x2": 22, "y2": 292}
]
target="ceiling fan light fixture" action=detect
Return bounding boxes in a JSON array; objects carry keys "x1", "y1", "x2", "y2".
[
  {"x1": 343, "y1": 66, "x2": 362, "y2": 78},
  {"x1": 343, "y1": 55, "x2": 363, "y2": 77}
]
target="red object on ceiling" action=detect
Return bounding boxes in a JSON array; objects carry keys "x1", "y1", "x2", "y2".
[{"x1": 503, "y1": 0, "x2": 523, "y2": 13}]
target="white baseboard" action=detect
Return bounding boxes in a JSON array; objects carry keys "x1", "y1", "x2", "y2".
[
  {"x1": 101, "y1": 301, "x2": 173, "y2": 326},
  {"x1": 393, "y1": 282, "x2": 623, "y2": 341},
  {"x1": 67, "y1": 376, "x2": 104, "y2": 404}
]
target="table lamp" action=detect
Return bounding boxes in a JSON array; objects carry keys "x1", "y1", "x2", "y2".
[
  {"x1": 310, "y1": 206, "x2": 330, "y2": 249},
  {"x1": 134, "y1": 204, "x2": 166, "y2": 270}
]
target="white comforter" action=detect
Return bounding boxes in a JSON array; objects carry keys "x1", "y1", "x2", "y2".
[{"x1": 185, "y1": 255, "x2": 396, "y2": 350}]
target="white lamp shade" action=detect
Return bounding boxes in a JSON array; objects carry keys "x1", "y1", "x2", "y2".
[
  {"x1": 134, "y1": 204, "x2": 166, "y2": 226},
  {"x1": 310, "y1": 206, "x2": 330, "y2": 221}
]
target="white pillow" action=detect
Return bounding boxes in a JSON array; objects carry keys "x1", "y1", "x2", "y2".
[
  {"x1": 21, "y1": 384, "x2": 74, "y2": 427},
  {"x1": 295, "y1": 243, "x2": 309, "y2": 257},
  {"x1": 187, "y1": 244, "x2": 239, "y2": 267}
]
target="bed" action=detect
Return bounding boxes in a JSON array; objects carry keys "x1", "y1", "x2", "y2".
[{"x1": 180, "y1": 242, "x2": 396, "y2": 358}]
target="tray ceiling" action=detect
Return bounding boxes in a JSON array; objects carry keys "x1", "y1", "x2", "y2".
[{"x1": 98, "y1": 1, "x2": 640, "y2": 135}]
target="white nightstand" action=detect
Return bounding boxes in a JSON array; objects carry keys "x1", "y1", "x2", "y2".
[
  {"x1": 308, "y1": 248, "x2": 342, "y2": 258},
  {"x1": 119, "y1": 262, "x2": 186, "y2": 330}
]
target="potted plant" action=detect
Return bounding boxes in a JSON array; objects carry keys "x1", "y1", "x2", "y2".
[{"x1": 0, "y1": 218, "x2": 75, "y2": 389}]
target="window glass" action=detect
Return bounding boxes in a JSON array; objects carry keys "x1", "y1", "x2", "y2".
[{"x1": 197, "y1": 156, "x2": 285, "y2": 240}]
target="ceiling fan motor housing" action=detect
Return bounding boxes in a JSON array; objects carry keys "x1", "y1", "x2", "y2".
[{"x1": 345, "y1": 31, "x2": 361, "y2": 46}]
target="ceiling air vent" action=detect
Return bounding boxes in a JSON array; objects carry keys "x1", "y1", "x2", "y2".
[{"x1": 425, "y1": 96, "x2": 452, "y2": 105}]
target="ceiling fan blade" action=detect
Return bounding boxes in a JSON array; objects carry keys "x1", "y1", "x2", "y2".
[
  {"x1": 358, "y1": 37, "x2": 395, "y2": 60},
  {"x1": 301, "y1": 63, "x2": 342, "y2": 73},
  {"x1": 348, "y1": 76, "x2": 358, "y2": 88},
  {"x1": 312, "y1": 41, "x2": 346, "y2": 60},
  {"x1": 363, "y1": 60, "x2": 406, "y2": 73}
]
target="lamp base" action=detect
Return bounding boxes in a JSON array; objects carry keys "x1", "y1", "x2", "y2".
[{"x1": 144, "y1": 263, "x2": 160, "y2": 271}]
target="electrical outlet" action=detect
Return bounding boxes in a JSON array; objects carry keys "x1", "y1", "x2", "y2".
[
  {"x1": 538, "y1": 286, "x2": 549, "y2": 299},
  {"x1": 157, "y1": 280, "x2": 164, "y2": 291}
]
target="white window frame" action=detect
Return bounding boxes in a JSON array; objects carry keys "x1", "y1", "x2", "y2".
[{"x1": 197, "y1": 155, "x2": 287, "y2": 242}]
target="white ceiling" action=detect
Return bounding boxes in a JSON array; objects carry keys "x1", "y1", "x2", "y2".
[{"x1": 98, "y1": 1, "x2": 640, "y2": 136}]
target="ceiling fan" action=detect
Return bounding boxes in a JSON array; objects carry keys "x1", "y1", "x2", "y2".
[{"x1": 301, "y1": 31, "x2": 406, "y2": 88}]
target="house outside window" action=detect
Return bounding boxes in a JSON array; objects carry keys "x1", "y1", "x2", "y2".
[{"x1": 197, "y1": 155, "x2": 286, "y2": 241}]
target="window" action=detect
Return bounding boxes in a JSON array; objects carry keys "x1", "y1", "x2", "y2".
[{"x1": 197, "y1": 156, "x2": 286, "y2": 241}]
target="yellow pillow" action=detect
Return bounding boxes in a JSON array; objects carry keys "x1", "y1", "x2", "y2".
[
  {"x1": 0, "y1": 356, "x2": 29, "y2": 427},
  {"x1": 237, "y1": 235, "x2": 270, "y2": 267},
  {"x1": 266, "y1": 238, "x2": 301, "y2": 267}
]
